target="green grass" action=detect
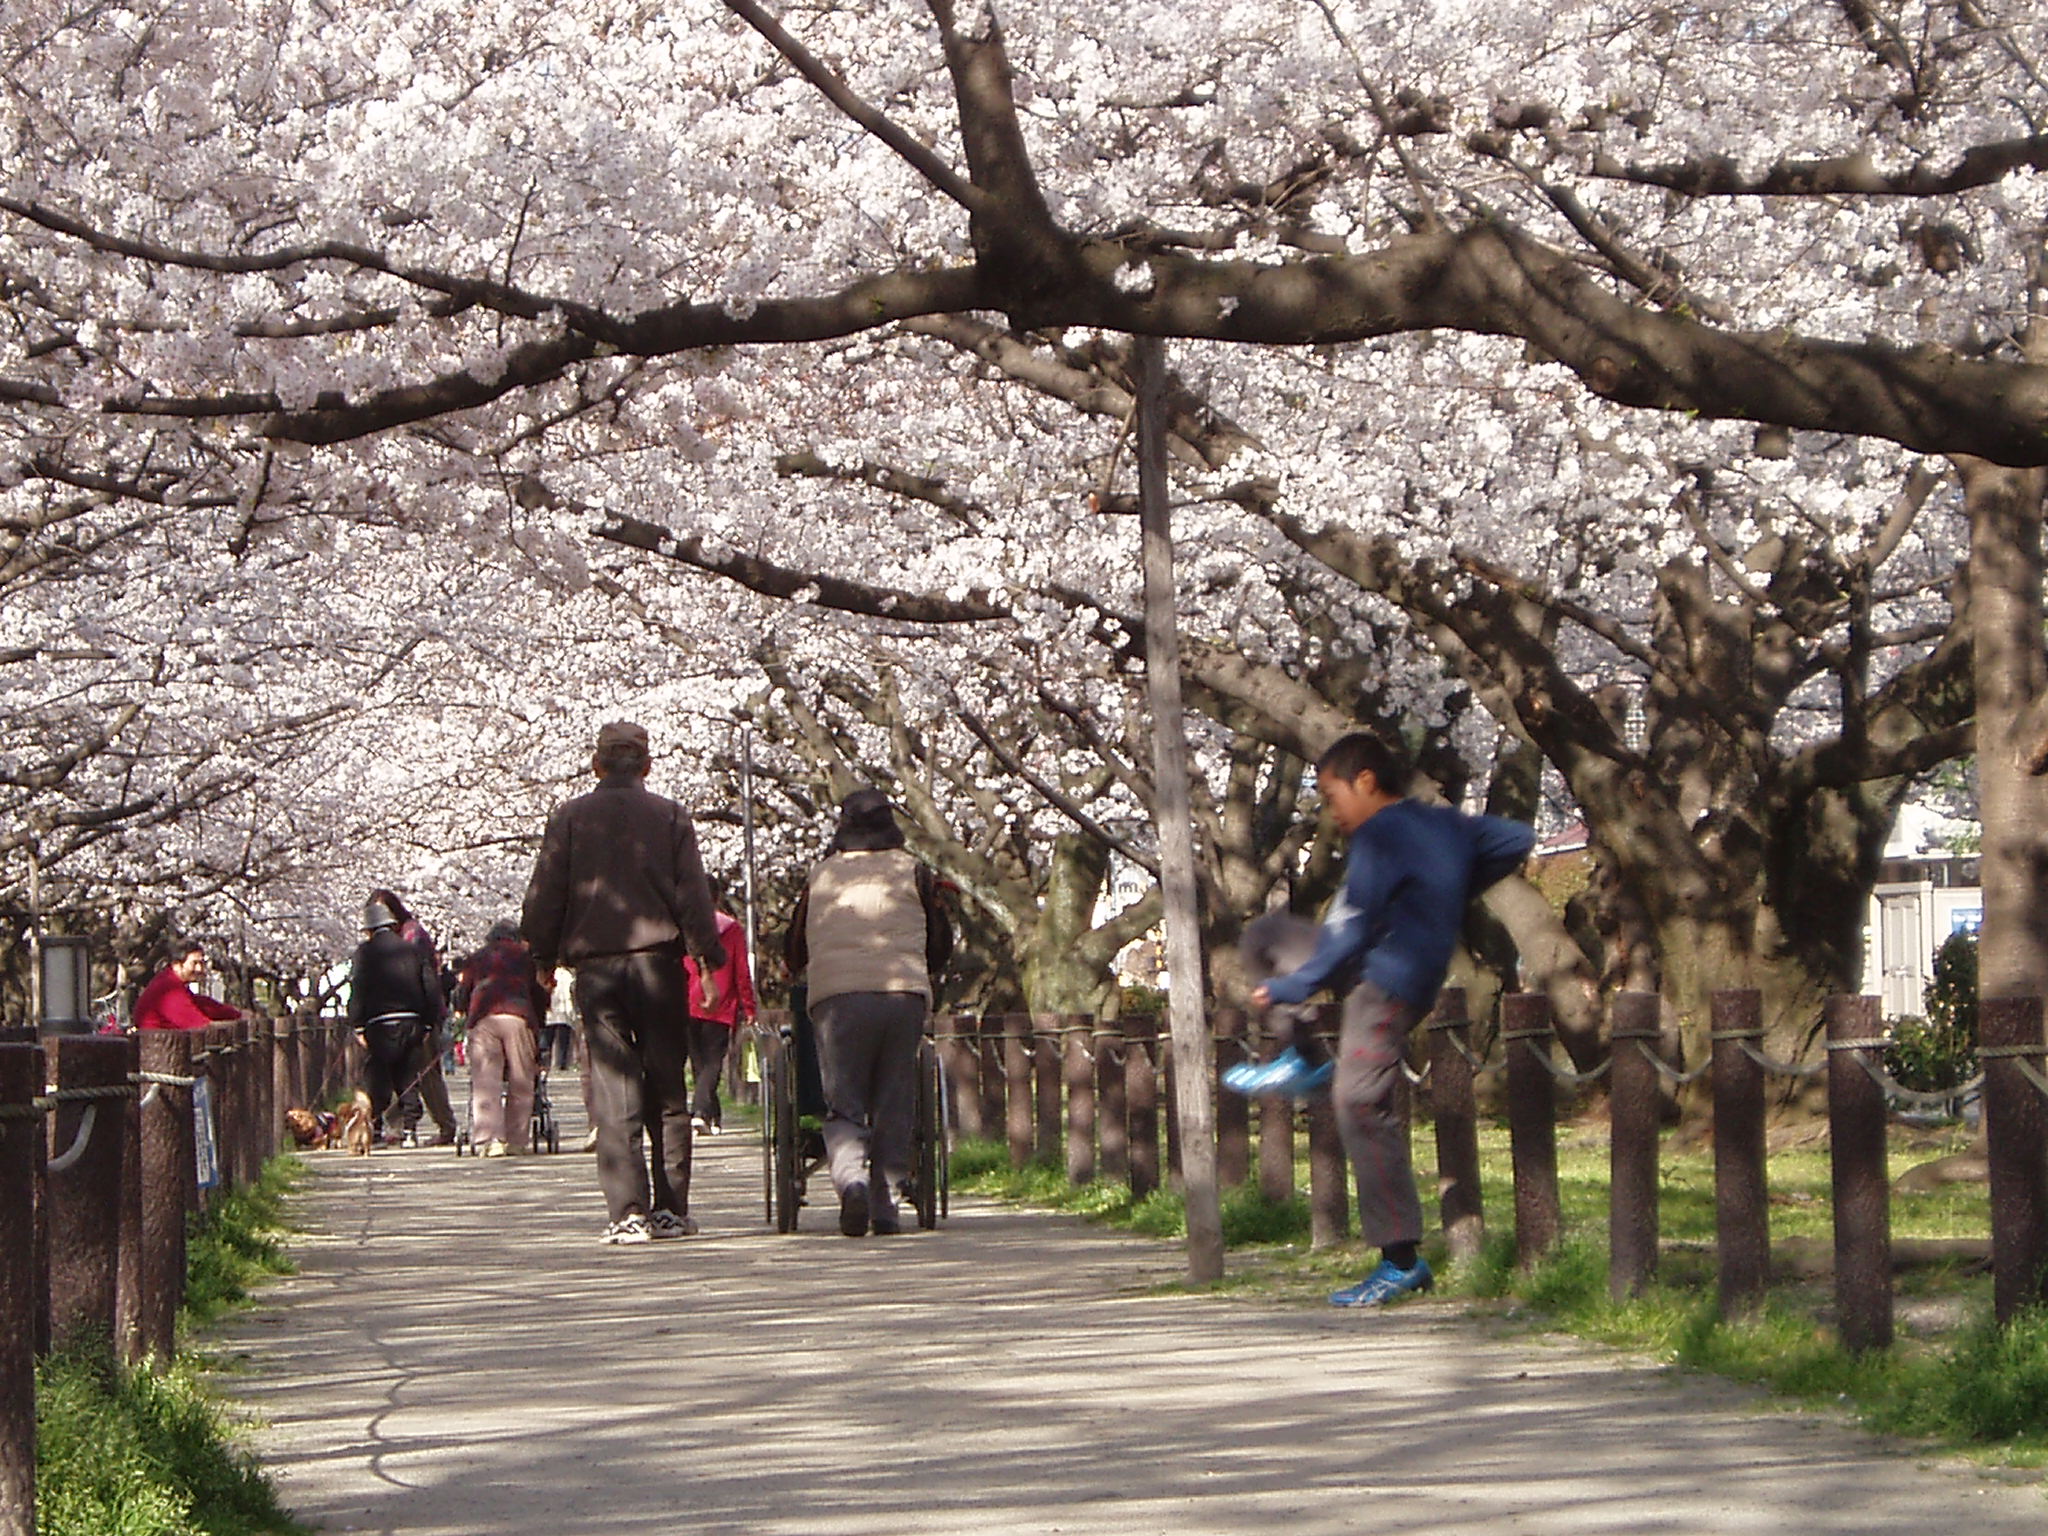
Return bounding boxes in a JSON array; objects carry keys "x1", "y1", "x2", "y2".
[
  {"x1": 35, "y1": 1155, "x2": 309, "y2": 1536},
  {"x1": 949, "y1": 1120, "x2": 2048, "y2": 1455}
]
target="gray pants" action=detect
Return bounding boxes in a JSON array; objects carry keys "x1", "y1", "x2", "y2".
[
  {"x1": 811, "y1": 991, "x2": 925, "y2": 1223},
  {"x1": 1334, "y1": 980, "x2": 1424, "y2": 1249}
]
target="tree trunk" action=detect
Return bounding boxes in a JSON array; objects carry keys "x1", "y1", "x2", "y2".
[
  {"x1": 1961, "y1": 458, "x2": 2048, "y2": 1000},
  {"x1": 1135, "y1": 334, "x2": 1224, "y2": 1284}
]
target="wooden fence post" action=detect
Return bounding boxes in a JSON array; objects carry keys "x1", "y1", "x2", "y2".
[
  {"x1": 977, "y1": 1014, "x2": 1007, "y2": 1150},
  {"x1": 137, "y1": 1031, "x2": 196, "y2": 1362},
  {"x1": 272, "y1": 1014, "x2": 296, "y2": 1150},
  {"x1": 1711, "y1": 989, "x2": 1769, "y2": 1317},
  {"x1": 1503, "y1": 992, "x2": 1560, "y2": 1270},
  {"x1": 1032, "y1": 1014, "x2": 1062, "y2": 1166},
  {"x1": 938, "y1": 1016, "x2": 983, "y2": 1141},
  {"x1": 47, "y1": 1036, "x2": 131, "y2": 1350},
  {"x1": 1125, "y1": 1015, "x2": 1160, "y2": 1201},
  {"x1": 113, "y1": 1032, "x2": 145, "y2": 1364},
  {"x1": 1256, "y1": 1006, "x2": 1295, "y2": 1203},
  {"x1": 1826, "y1": 994, "x2": 1892, "y2": 1350},
  {"x1": 1002, "y1": 1013, "x2": 1034, "y2": 1169},
  {"x1": 1097, "y1": 1022, "x2": 1129, "y2": 1183},
  {"x1": 1980, "y1": 995, "x2": 2048, "y2": 1322},
  {"x1": 1608, "y1": 991, "x2": 1661, "y2": 1300},
  {"x1": 1214, "y1": 1007, "x2": 1250, "y2": 1188},
  {"x1": 1063, "y1": 1017, "x2": 1096, "y2": 1185},
  {"x1": 1306, "y1": 1005, "x2": 1349, "y2": 1249},
  {"x1": 1427, "y1": 988, "x2": 1485, "y2": 1267},
  {"x1": 0, "y1": 1044, "x2": 39, "y2": 1536}
]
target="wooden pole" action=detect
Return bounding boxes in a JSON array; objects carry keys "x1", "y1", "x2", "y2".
[
  {"x1": 1063, "y1": 1017, "x2": 1096, "y2": 1185},
  {"x1": 1712, "y1": 989, "x2": 1770, "y2": 1317},
  {"x1": 1097, "y1": 1023, "x2": 1130, "y2": 1183},
  {"x1": 1306, "y1": 1006, "x2": 1349, "y2": 1249},
  {"x1": 1426, "y1": 988, "x2": 1485, "y2": 1267},
  {"x1": 1125, "y1": 1015, "x2": 1161, "y2": 1201},
  {"x1": 1980, "y1": 995, "x2": 2048, "y2": 1322},
  {"x1": 1503, "y1": 993, "x2": 1561, "y2": 1270},
  {"x1": 1608, "y1": 991, "x2": 1661, "y2": 1300},
  {"x1": 1826, "y1": 994, "x2": 1892, "y2": 1350},
  {"x1": 0, "y1": 1045, "x2": 39, "y2": 1536},
  {"x1": 1132, "y1": 334, "x2": 1222, "y2": 1283}
]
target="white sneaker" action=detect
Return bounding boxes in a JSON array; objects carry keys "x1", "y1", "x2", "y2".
[
  {"x1": 647, "y1": 1209, "x2": 698, "y2": 1239},
  {"x1": 601, "y1": 1214, "x2": 652, "y2": 1245},
  {"x1": 483, "y1": 1139, "x2": 511, "y2": 1158},
  {"x1": 580, "y1": 1128, "x2": 599, "y2": 1152},
  {"x1": 690, "y1": 1115, "x2": 709, "y2": 1133}
]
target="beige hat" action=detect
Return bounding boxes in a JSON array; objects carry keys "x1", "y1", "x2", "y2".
[{"x1": 596, "y1": 720, "x2": 650, "y2": 753}]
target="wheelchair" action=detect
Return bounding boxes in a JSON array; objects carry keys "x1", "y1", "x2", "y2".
[{"x1": 755, "y1": 988, "x2": 948, "y2": 1232}]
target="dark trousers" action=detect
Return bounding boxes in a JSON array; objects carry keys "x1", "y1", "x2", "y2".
[
  {"x1": 575, "y1": 953, "x2": 694, "y2": 1223},
  {"x1": 686, "y1": 1018, "x2": 735, "y2": 1126},
  {"x1": 542, "y1": 1022, "x2": 575, "y2": 1071},
  {"x1": 1333, "y1": 981, "x2": 1424, "y2": 1249},
  {"x1": 812, "y1": 991, "x2": 925, "y2": 1223}
]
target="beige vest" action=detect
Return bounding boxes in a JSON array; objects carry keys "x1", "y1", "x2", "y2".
[{"x1": 805, "y1": 848, "x2": 930, "y2": 1005}]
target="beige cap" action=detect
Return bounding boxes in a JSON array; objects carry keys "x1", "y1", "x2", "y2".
[{"x1": 596, "y1": 720, "x2": 650, "y2": 753}]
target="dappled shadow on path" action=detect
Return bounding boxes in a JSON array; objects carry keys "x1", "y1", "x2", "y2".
[{"x1": 216, "y1": 1106, "x2": 2041, "y2": 1536}]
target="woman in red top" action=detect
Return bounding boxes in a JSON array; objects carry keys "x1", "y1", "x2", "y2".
[
  {"x1": 133, "y1": 942, "x2": 243, "y2": 1031},
  {"x1": 683, "y1": 900, "x2": 756, "y2": 1132}
]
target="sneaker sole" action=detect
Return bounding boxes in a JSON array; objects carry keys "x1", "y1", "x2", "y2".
[{"x1": 839, "y1": 1186, "x2": 870, "y2": 1238}]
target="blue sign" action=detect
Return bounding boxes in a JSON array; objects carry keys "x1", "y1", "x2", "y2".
[
  {"x1": 193, "y1": 1076, "x2": 220, "y2": 1190},
  {"x1": 1949, "y1": 908, "x2": 1983, "y2": 935}
]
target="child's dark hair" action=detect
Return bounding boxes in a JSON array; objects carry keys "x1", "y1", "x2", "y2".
[{"x1": 1316, "y1": 732, "x2": 1412, "y2": 796}]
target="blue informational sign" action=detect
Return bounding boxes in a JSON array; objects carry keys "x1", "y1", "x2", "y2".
[
  {"x1": 193, "y1": 1076, "x2": 220, "y2": 1191},
  {"x1": 1950, "y1": 908, "x2": 1983, "y2": 935}
]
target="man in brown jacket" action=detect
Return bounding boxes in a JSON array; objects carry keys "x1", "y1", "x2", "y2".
[{"x1": 522, "y1": 721, "x2": 727, "y2": 1244}]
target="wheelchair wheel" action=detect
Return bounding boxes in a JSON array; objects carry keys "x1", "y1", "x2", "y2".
[
  {"x1": 769, "y1": 1030, "x2": 802, "y2": 1232},
  {"x1": 913, "y1": 1036, "x2": 941, "y2": 1230}
]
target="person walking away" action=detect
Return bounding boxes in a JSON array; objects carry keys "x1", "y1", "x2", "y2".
[
  {"x1": 455, "y1": 920, "x2": 549, "y2": 1156},
  {"x1": 785, "y1": 788, "x2": 952, "y2": 1238},
  {"x1": 684, "y1": 891, "x2": 757, "y2": 1133},
  {"x1": 368, "y1": 888, "x2": 459, "y2": 1147},
  {"x1": 133, "y1": 940, "x2": 244, "y2": 1031},
  {"x1": 1255, "y1": 732, "x2": 1534, "y2": 1307},
  {"x1": 348, "y1": 895, "x2": 449, "y2": 1144},
  {"x1": 522, "y1": 721, "x2": 727, "y2": 1245}
]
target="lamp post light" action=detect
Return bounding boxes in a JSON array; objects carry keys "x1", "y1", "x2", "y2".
[{"x1": 39, "y1": 934, "x2": 94, "y2": 1035}]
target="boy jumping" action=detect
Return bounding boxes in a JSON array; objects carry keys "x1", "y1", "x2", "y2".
[{"x1": 1252, "y1": 732, "x2": 1535, "y2": 1307}]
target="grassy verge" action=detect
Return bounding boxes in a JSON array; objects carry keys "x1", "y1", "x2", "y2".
[
  {"x1": 35, "y1": 1156, "x2": 309, "y2": 1536},
  {"x1": 951, "y1": 1121, "x2": 2048, "y2": 1457}
]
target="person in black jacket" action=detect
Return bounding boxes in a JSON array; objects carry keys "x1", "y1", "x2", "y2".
[{"x1": 348, "y1": 893, "x2": 450, "y2": 1144}]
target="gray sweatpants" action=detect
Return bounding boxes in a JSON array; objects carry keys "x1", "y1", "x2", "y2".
[
  {"x1": 811, "y1": 991, "x2": 925, "y2": 1223},
  {"x1": 1334, "y1": 980, "x2": 1424, "y2": 1249}
]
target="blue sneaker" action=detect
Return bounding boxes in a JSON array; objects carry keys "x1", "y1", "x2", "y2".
[
  {"x1": 1221, "y1": 1047, "x2": 1334, "y2": 1098},
  {"x1": 1329, "y1": 1257, "x2": 1434, "y2": 1307}
]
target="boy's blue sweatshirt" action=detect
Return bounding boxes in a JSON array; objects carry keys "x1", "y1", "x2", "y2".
[{"x1": 1263, "y1": 799, "x2": 1536, "y2": 1010}]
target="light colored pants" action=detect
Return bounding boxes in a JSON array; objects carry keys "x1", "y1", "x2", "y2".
[
  {"x1": 467, "y1": 1013, "x2": 538, "y2": 1151},
  {"x1": 812, "y1": 991, "x2": 925, "y2": 1224},
  {"x1": 1334, "y1": 981, "x2": 1423, "y2": 1249}
]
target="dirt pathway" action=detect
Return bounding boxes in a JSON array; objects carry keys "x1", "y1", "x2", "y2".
[{"x1": 216, "y1": 1102, "x2": 2044, "y2": 1534}]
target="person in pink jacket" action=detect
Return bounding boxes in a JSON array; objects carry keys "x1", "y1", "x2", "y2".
[
  {"x1": 133, "y1": 942, "x2": 244, "y2": 1031},
  {"x1": 683, "y1": 899, "x2": 756, "y2": 1133}
]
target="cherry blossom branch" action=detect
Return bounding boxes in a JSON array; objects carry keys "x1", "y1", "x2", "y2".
[
  {"x1": 721, "y1": 0, "x2": 986, "y2": 214},
  {"x1": 1589, "y1": 134, "x2": 2048, "y2": 198}
]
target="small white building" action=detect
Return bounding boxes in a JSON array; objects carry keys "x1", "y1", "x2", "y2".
[{"x1": 1859, "y1": 806, "x2": 1980, "y2": 1018}]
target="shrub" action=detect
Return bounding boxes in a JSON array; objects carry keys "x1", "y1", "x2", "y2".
[{"x1": 1885, "y1": 929, "x2": 1978, "y2": 1091}]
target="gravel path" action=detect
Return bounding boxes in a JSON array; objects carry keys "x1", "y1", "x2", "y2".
[{"x1": 215, "y1": 1091, "x2": 2045, "y2": 1535}]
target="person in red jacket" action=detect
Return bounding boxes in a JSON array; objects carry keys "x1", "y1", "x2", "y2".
[
  {"x1": 684, "y1": 894, "x2": 756, "y2": 1133},
  {"x1": 133, "y1": 942, "x2": 244, "y2": 1032}
]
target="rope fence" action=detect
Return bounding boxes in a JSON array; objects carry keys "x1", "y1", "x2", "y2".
[{"x1": 2, "y1": 1010, "x2": 362, "y2": 1534}]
